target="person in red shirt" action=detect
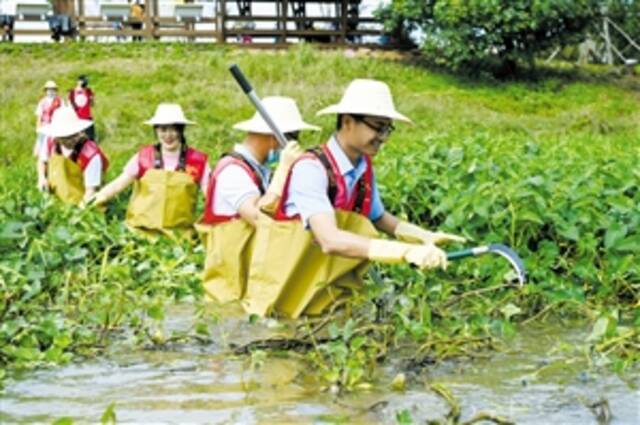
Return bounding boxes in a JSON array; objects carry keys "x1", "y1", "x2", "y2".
[{"x1": 68, "y1": 75, "x2": 96, "y2": 141}]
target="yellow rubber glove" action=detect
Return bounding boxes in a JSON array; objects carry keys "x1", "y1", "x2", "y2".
[
  {"x1": 394, "y1": 221, "x2": 465, "y2": 246},
  {"x1": 265, "y1": 141, "x2": 304, "y2": 197},
  {"x1": 368, "y1": 239, "x2": 447, "y2": 270}
]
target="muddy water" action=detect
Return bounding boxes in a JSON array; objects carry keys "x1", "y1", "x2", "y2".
[{"x1": 1, "y1": 304, "x2": 638, "y2": 424}]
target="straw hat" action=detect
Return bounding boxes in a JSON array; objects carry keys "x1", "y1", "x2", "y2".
[
  {"x1": 317, "y1": 79, "x2": 412, "y2": 123},
  {"x1": 43, "y1": 80, "x2": 58, "y2": 90},
  {"x1": 144, "y1": 103, "x2": 195, "y2": 126},
  {"x1": 41, "y1": 106, "x2": 93, "y2": 138},
  {"x1": 233, "y1": 96, "x2": 319, "y2": 134}
]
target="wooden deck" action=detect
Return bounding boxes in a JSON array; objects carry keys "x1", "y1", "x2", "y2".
[{"x1": 3, "y1": 0, "x2": 391, "y2": 46}]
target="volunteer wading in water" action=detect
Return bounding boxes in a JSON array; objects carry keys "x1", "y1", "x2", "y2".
[
  {"x1": 37, "y1": 106, "x2": 109, "y2": 205},
  {"x1": 243, "y1": 79, "x2": 465, "y2": 318},
  {"x1": 198, "y1": 96, "x2": 318, "y2": 303},
  {"x1": 89, "y1": 104, "x2": 210, "y2": 235}
]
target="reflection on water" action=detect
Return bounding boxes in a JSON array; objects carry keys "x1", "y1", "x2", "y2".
[{"x1": 1, "y1": 303, "x2": 638, "y2": 424}]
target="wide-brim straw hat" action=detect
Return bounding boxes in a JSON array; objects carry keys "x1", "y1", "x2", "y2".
[
  {"x1": 144, "y1": 103, "x2": 195, "y2": 126},
  {"x1": 43, "y1": 80, "x2": 58, "y2": 90},
  {"x1": 317, "y1": 79, "x2": 412, "y2": 123},
  {"x1": 41, "y1": 106, "x2": 93, "y2": 138},
  {"x1": 233, "y1": 96, "x2": 320, "y2": 134}
]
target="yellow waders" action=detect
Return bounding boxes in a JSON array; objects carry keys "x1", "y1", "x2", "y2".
[
  {"x1": 125, "y1": 169, "x2": 198, "y2": 238},
  {"x1": 47, "y1": 153, "x2": 85, "y2": 205},
  {"x1": 243, "y1": 210, "x2": 378, "y2": 319},
  {"x1": 196, "y1": 219, "x2": 256, "y2": 303}
]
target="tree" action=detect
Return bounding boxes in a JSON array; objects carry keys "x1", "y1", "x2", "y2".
[{"x1": 377, "y1": 0, "x2": 600, "y2": 76}]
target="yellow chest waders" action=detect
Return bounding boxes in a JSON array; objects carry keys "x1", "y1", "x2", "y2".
[
  {"x1": 197, "y1": 153, "x2": 267, "y2": 303},
  {"x1": 47, "y1": 153, "x2": 85, "y2": 205},
  {"x1": 125, "y1": 169, "x2": 198, "y2": 238},
  {"x1": 196, "y1": 220, "x2": 256, "y2": 303},
  {"x1": 243, "y1": 210, "x2": 378, "y2": 319}
]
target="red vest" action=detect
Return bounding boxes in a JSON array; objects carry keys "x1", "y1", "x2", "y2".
[
  {"x1": 69, "y1": 87, "x2": 94, "y2": 120},
  {"x1": 47, "y1": 138, "x2": 109, "y2": 172},
  {"x1": 136, "y1": 144, "x2": 208, "y2": 183},
  {"x1": 40, "y1": 96, "x2": 62, "y2": 125},
  {"x1": 202, "y1": 153, "x2": 264, "y2": 224},
  {"x1": 273, "y1": 144, "x2": 373, "y2": 221}
]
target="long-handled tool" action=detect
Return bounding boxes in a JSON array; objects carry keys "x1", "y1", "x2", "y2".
[
  {"x1": 447, "y1": 244, "x2": 527, "y2": 286},
  {"x1": 229, "y1": 64, "x2": 526, "y2": 286},
  {"x1": 229, "y1": 64, "x2": 288, "y2": 148}
]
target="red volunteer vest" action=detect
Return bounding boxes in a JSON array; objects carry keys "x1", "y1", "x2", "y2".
[
  {"x1": 40, "y1": 96, "x2": 62, "y2": 125},
  {"x1": 136, "y1": 144, "x2": 208, "y2": 183},
  {"x1": 273, "y1": 144, "x2": 373, "y2": 221},
  {"x1": 202, "y1": 153, "x2": 265, "y2": 224},
  {"x1": 47, "y1": 138, "x2": 109, "y2": 172},
  {"x1": 69, "y1": 88, "x2": 94, "y2": 120}
]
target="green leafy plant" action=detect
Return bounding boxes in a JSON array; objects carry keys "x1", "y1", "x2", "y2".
[{"x1": 377, "y1": 0, "x2": 599, "y2": 75}]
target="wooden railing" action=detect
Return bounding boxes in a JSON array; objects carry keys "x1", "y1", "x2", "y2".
[{"x1": 3, "y1": 0, "x2": 388, "y2": 46}]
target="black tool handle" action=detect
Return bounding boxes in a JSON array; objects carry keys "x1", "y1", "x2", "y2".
[{"x1": 229, "y1": 64, "x2": 252, "y2": 94}]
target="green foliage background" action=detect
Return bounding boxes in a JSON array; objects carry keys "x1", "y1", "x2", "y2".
[
  {"x1": 0, "y1": 44, "x2": 638, "y2": 385},
  {"x1": 377, "y1": 0, "x2": 640, "y2": 75}
]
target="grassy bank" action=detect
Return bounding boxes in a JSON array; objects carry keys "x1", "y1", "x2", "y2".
[{"x1": 0, "y1": 43, "x2": 638, "y2": 385}]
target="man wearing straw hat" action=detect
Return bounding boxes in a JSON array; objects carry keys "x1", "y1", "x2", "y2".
[
  {"x1": 37, "y1": 106, "x2": 109, "y2": 205},
  {"x1": 34, "y1": 80, "x2": 63, "y2": 156},
  {"x1": 243, "y1": 79, "x2": 464, "y2": 318},
  {"x1": 198, "y1": 96, "x2": 318, "y2": 303}
]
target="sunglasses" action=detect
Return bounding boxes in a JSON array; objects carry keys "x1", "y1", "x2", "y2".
[{"x1": 354, "y1": 116, "x2": 395, "y2": 140}]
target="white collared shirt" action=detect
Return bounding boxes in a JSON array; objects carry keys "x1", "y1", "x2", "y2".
[
  {"x1": 211, "y1": 144, "x2": 271, "y2": 215},
  {"x1": 284, "y1": 135, "x2": 385, "y2": 227}
]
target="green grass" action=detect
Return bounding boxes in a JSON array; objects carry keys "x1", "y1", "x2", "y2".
[
  {"x1": 0, "y1": 43, "x2": 638, "y2": 381},
  {"x1": 2, "y1": 43, "x2": 637, "y2": 165}
]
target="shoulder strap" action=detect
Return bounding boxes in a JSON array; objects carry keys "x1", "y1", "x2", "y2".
[
  {"x1": 69, "y1": 138, "x2": 87, "y2": 163},
  {"x1": 153, "y1": 143, "x2": 163, "y2": 169},
  {"x1": 353, "y1": 169, "x2": 367, "y2": 214},
  {"x1": 309, "y1": 145, "x2": 372, "y2": 215},
  {"x1": 307, "y1": 146, "x2": 337, "y2": 204},
  {"x1": 177, "y1": 143, "x2": 187, "y2": 171},
  {"x1": 154, "y1": 143, "x2": 188, "y2": 171},
  {"x1": 353, "y1": 155, "x2": 373, "y2": 215}
]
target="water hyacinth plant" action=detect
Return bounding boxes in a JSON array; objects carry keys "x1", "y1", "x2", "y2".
[{"x1": 0, "y1": 43, "x2": 638, "y2": 391}]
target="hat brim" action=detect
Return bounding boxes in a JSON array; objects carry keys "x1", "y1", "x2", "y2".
[
  {"x1": 317, "y1": 103, "x2": 412, "y2": 123},
  {"x1": 41, "y1": 119, "x2": 93, "y2": 138},
  {"x1": 233, "y1": 118, "x2": 320, "y2": 134},
  {"x1": 144, "y1": 119, "x2": 196, "y2": 126}
]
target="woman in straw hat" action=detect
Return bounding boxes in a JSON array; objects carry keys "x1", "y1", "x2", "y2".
[
  {"x1": 197, "y1": 96, "x2": 318, "y2": 303},
  {"x1": 37, "y1": 106, "x2": 109, "y2": 205},
  {"x1": 90, "y1": 103, "x2": 210, "y2": 236},
  {"x1": 242, "y1": 79, "x2": 464, "y2": 319},
  {"x1": 34, "y1": 80, "x2": 63, "y2": 156}
]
